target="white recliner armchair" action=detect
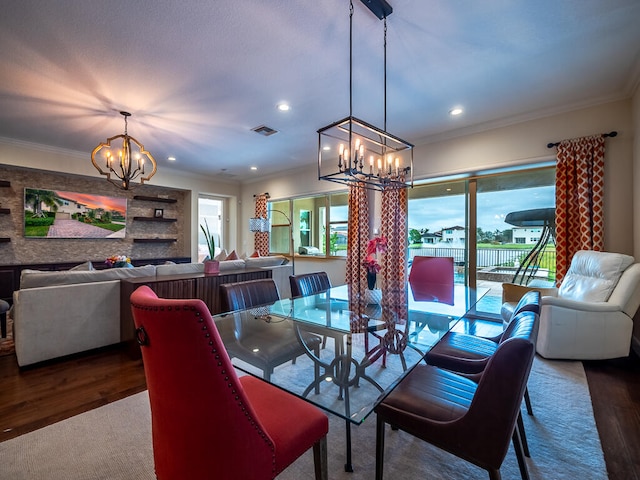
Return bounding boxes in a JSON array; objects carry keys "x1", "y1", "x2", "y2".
[{"x1": 501, "y1": 250, "x2": 640, "y2": 360}]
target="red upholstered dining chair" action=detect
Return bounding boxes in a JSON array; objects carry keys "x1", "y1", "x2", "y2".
[
  {"x1": 375, "y1": 336, "x2": 536, "y2": 480},
  {"x1": 408, "y1": 256, "x2": 455, "y2": 304},
  {"x1": 130, "y1": 286, "x2": 329, "y2": 480}
]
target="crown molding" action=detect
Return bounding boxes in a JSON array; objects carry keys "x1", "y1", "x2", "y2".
[
  {"x1": 625, "y1": 53, "x2": 640, "y2": 97},
  {"x1": 412, "y1": 93, "x2": 631, "y2": 147},
  {"x1": 0, "y1": 136, "x2": 87, "y2": 160}
]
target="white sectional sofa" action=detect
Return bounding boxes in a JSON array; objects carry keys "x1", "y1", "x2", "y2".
[{"x1": 12, "y1": 257, "x2": 292, "y2": 367}]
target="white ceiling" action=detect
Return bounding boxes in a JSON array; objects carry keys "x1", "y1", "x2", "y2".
[{"x1": 1, "y1": 0, "x2": 639, "y2": 182}]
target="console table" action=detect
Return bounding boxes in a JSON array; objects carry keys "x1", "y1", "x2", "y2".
[{"x1": 120, "y1": 268, "x2": 272, "y2": 354}]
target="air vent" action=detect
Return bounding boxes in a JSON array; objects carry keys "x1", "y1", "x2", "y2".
[{"x1": 251, "y1": 125, "x2": 278, "y2": 136}]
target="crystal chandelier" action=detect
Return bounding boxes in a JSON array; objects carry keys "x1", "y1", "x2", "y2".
[
  {"x1": 317, "y1": 0, "x2": 413, "y2": 191},
  {"x1": 91, "y1": 111, "x2": 157, "y2": 190}
]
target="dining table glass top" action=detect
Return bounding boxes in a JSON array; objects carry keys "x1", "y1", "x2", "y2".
[{"x1": 212, "y1": 283, "x2": 488, "y2": 424}]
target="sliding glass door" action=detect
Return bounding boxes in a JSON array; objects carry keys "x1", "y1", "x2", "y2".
[
  {"x1": 475, "y1": 169, "x2": 555, "y2": 315},
  {"x1": 408, "y1": 166, "x2": 555, "y2": 317},
  {"x1": 407, "y1": 180, "x2": 468, "y2": 282}
]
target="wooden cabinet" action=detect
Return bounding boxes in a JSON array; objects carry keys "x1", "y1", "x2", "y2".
[{"x1": 120, "y1": 268, "x2": 272, "y2": 355}]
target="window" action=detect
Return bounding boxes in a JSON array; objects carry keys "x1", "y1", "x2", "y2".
[
  {"x1": 328, "y1": 193, "x2": 348, "y2": 257},
  {"x1": 268, "y1": 192, "x2": 348, "y2": 257}
]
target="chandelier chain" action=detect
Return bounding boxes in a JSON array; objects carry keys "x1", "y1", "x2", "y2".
[
  {"x1": 384, "y1": 18, "x2": 387, "y2": 132},
  {"x1": 316, "y1": 0, "x2": 413, "y2": 191}
]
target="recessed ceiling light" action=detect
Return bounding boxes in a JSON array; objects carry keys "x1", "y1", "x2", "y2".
[
  {"x1": 167, "y1": 156, "x2": 176, "y2": 161},
  {"x1": 277, "y1": 103, "x2": 290, "y2": 112},
  {"x1": 322, "y1": 146, "x2": 330, "y2": 151},
  {"x1": 250, "y1": 166, "x2": 258, "y2": 171},
  {"x1": 449, "y1": 107, "x2": 463, "y2": 116}
]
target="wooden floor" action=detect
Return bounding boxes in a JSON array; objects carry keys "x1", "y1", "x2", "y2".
[
  {"x1": 1, "y1": 344, "x2": 639, "y2": 479},
  {"x1": 583, "y1": 352, "x2": 640, "y2": 480}
]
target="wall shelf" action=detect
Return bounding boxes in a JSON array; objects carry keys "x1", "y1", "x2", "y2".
[
  {"x1": 133, "y1": 238, "x2": 177, "y2": 243},
  {"x1": 132, "y1": 195, "x2": 176, "y2": 204},
  {"x1": 132, "y1": 216, "x2": 177, "y2": 222}
]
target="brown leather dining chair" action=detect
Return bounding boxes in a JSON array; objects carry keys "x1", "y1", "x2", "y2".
[
  {"x1": 424, "y1": 293, "x2": 540, "y2": 456},
  {"x1": 220, "y1": 278, "x2": 281, "y2": 312},
  {"x1": 289, "y1": 271, "x2": 339, "y2": 350},
  {"x1": 425, "y1": 291, "x2": 540, "y2": 374},
  {"x1": 375, "y1": 336, "x2": 536, "y2": 480},
  {"x1": 289, "y1": 272, "x2": 332, "y2": 298},
  {"x1": 220, "y1": 278, "x2": 322, "y2": 381},
  {"x1": 130, "y1": 285, "x2": 329, "y2": 480}
]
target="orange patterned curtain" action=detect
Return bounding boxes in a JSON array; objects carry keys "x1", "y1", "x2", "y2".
[
  {"x1": 380, "y1": 185, "x2": 408, "y2": 310},
  {"x1": 346, "y1": 185, "x2": 369, "y2": 296},
  {"x1": 254, "y1": 194, "x2": 270, "y2": 256},
  {"x1": 555, "y1": 134, "x2": 605, "y2": 285}
]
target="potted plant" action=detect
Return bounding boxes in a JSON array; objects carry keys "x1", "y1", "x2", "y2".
[{"x1": 200, "y1": 219, "x2": 220, "y2": 274}]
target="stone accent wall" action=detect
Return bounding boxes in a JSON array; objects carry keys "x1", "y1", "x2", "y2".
[{"x1": 0, "y1": 164, "x2": 188, "y2": 265}]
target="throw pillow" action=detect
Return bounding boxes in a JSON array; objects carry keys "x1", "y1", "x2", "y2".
[
  {"x1": 214, "y1": 249, "x2": 228, "y2": 261},
  {"x1": 245, "y1": 256, "x2": 286, "y2": 268},
  {"x1": 226, "y1": 250, "x2": 239, "y2": 261},
  {"x1": 250, "y1": 251, "x2": 260, "y2": 258}
]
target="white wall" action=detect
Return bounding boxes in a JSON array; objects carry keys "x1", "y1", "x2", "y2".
[
  {"x1": 241, "y1": 99, "x2": 635, "y2": 281},
  {"x1": 412, "y1": 100, "x2": 633, "y2": 254}
]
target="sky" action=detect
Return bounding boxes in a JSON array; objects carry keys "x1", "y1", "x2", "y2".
[
  {"x1": 408, "y1": 186, "x2": 555, "y2": 233},
  {"x1": 55, "y1": 191, "x2": 127, "y2": 215}
]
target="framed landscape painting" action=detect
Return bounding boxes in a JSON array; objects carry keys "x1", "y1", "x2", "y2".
[{"x1": 24, "y1": 188, "x2": 127, "y2": 238}]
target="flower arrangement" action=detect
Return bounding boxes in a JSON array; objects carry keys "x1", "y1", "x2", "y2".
[
  {"x1": 105, "y1": 255, "x2": 132, "y2": 268},
  {"x1": 363, "y1": 236, "x2": 388, "y2": 274}
]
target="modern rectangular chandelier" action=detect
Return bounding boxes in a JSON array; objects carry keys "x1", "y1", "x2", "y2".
[{"x1": 317, "y1": 0, "x2": 413, "y2": 191}]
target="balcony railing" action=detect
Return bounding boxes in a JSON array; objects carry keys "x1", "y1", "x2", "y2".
[{"x1": 408, "y1": 246, "x2": 556, "y2": 283}]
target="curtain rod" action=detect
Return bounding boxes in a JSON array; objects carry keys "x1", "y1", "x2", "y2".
[{"x1": 546, "y1": 131, "x2": 617, "y2": 149}]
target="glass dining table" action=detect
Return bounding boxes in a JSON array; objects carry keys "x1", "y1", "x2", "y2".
[{"x1": 212, "y1": 282, "x2": 488, "y2": 472}]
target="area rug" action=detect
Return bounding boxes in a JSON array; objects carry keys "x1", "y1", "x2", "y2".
[{"x1": 0, "y1": 357, "x2": 607, "y2": 479}]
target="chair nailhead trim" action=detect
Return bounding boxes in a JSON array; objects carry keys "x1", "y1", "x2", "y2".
[{"x1": 183, "y1": 310, "x2": 275, "y2": 457}]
